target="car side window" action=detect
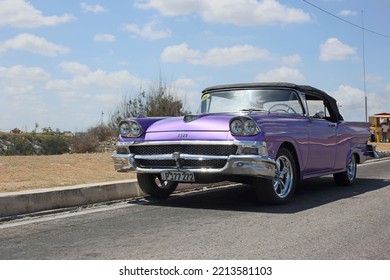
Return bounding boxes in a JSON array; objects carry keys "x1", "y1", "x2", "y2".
[
  {"x1": 303, "y1": 93, "x2": 335, "y2": 122},
  {"x1": 261, "y1": 90, "x2": 304, "y2": 115},
  {"x1": 306, "y1": 100, "x2": 330, "y2": 119}
]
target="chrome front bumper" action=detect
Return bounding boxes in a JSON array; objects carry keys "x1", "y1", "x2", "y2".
[{"x1": 112, "y1": 140, "x2": 276, "y2": 179}]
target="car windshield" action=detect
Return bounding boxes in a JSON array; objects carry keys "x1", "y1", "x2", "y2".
[{"x1": 199, "y1": 89, "x2": 304, "y2": 115}]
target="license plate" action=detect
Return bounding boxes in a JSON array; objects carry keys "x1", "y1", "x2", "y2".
[{"x1": 161, "y1": 170, "x2": 195, "y2": 182}]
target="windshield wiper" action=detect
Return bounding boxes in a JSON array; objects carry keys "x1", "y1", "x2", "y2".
[{"x1": 239, "y1": 108, "x2": 267, "y2": 113}]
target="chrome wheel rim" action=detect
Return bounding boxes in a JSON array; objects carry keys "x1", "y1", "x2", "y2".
[
  {"x1": 273, "y1": 155, "x2": 293, "y2": 198},
  {"x1": 155, "y1": 176, "x2": 177, "y2": 190},
  {"x1": 347, "y1": 155, "x2": 356, "y2": 181}
]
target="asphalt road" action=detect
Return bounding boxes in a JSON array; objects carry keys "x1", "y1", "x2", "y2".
[{"x1": 0, "y1": 159, "x2": 389, "y2": 260}]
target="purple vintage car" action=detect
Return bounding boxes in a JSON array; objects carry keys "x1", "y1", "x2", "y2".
[{"x1": 112, "y1": 83, "x2": 371, "y2": 204}]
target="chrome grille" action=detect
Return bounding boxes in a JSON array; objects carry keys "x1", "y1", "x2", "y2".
[
  {"x1": 129, "y1": 144, "x2": 237, "y2": 156},
  {"x1": 138, "y1": 159, "x2": 227, "y2": 169},
  {"x1": 130, "y1": 144, "x2": 237, "y2": 169}
]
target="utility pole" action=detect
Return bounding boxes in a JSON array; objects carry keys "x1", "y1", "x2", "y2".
[
  {"x1": 101, "y1": 110, "x2": 104, "y2": 125},
  {"x1": 362, "y1": 10, "x2": 368, "y2": 122}
]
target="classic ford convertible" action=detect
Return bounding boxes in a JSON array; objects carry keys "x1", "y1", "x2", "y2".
[{"x1": 112, "y1": 83, "x2": 371, "y2": 204}]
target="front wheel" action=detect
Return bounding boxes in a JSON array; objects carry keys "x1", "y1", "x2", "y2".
[
  {"x1": 333, "y1": 154, "x2": 357, "y2": 186},
  {"x1": 253, "y1": 147, "x2": 297, "y2": 204},
  {"x1": 137, "y1": 173, "x2": 178, "y2": 198}
]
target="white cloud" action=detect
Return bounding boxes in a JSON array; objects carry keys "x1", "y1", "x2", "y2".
[
  {"x1": 339, "y1": 10, "x2": 357, "y2": 17},
  {"x1": 170, "y1": 78, "x2": 199, "y2": 112},
  {"x1": 320, "y1": 37, "x2": 356, "y2": 61},
  {"x1": 161, "y1": 43, "x2": 201, "y2": 63},
  {"x1": 255, "y1": 67, "x2": 305, "y2": 82},
  {"x1": 331, "y1": 85, "x2": 364, "y2": 108},
  {"x1": 196, "y1": 45, "x2": 269, "y2": 66},
  {"x1": 135, "y1": 0, "x2": 310, "y2": 26},
  {"x1": 0, "y1": 33, "x2": 69, "y2": 57},
  {"x1": 161, "y1": 43, "x2": 268, "y2": 66},
  {"x1": 59, "y1": 62, "x2": 90, "y2": 75},
  {"x1": 330, "y1": 85, "x2": 390, "y2": 121},
  {"x1": 94, "y1": 33, "x2": 116, "y2": 42},
  {"x1": 117, "y1": 60, "x2": 129, "y2": 66},
  {"x1": 40, "y1": 66, "x2": 150, "y2": 130},
  {"x1": 0, "y1": 0, "x2": 74, "y2": 28},
  {"x1": 123, "y1": 20, "x2": 172, "y2": 40},
  {"x1": 0, "y1": 65, "x2": 50, "y2": 85},
  {"x1": 0, "y1": 91, "x2": 47, "y2": 131},
  {"x1": 46, "y1": 68, "x2": 144, "y2": 92},
  {"x1": 135, "y1": 0, "x2": 201, "y2": 16},
  {"x1": 0, "y1": 65, "x2": 51, "y2": 130},
  {"x1": 282, "y1": 54, "x2": 301, "y2": 66},
  {"x1": 172, "y1": 78, "x2": 197, "y2": 89},
  {"x1": 58, "y1": 91, "x2": 90, "y2": 101},
  {"x1": 364, "y1": 73, "x2": 383, "y2": 83},
  {"x1": 80, "y1": 2, "x2": 108, "y2": 14}
]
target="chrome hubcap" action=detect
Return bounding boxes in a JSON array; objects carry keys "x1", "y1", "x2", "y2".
[
  {"x1": 347, "y1": 156, "x2": 356, "y2": 181},
  {"x1": 155, "y1": 177, "x2": 170, "y2": 189},
  {"x1": 273, "y1": 155, "x2": 293, "y2": 198}
]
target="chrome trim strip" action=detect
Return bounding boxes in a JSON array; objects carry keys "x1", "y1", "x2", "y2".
[
  {"x1": 112, "y1": 154, "x2": 275, "y2": 178},
  {"x1": 117, "y1": 140, "x2": 266, "y2": 148},
  {"x1": 134, "y1": 154, "x2": 228, "y2": 160}
]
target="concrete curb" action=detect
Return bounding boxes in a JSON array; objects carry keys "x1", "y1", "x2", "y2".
[{"x1": 0, "y1": 179, "x2": 143, "y2": 218}]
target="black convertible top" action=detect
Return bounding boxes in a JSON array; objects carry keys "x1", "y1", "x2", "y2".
[{"x1": 202, "y1": 82, "x2": 343, "y2": 121}]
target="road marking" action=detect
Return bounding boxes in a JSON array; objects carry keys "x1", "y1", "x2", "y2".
[
  {"x1": 0, "y1": 183, "x2": 240, "y2": 229},
  {"x1": 361, "y1": 157, "x2": 390, "y2": 166}
]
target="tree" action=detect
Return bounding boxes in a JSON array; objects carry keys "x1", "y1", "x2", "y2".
[
  {"x1": 42, "y1": 127, "x2": 53, "y2": 134},
  {"x1": 33, "y1": 122, "x2": 39, "y2": 134},
  {"x1": 145, "y1": 80, "x2": 191, "y2": 117},
  {"x1": 109, "y1": 78, "x2": 191, "y2": 129},
  {"x1": 71, "y1": 132, "x2": 99, "y2": 153},
  {"x1": 88, "y1": 124, "x2": 115, "y2": 142}
]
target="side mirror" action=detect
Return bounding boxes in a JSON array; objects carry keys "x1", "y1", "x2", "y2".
[{"x1": 314, "y1": 111, "x2": 325, "y2": 119}]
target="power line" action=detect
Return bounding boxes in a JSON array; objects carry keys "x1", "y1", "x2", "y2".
[
  {"x1": 303, "y1": 0, "x2": 372, "y2": 121},
  {"x1": 302, "y1": 0, "x2": 390, "y2": 39}
]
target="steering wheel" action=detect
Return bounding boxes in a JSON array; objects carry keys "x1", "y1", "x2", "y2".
[{"x1": 268, "y1": 103, "x2": 297, "y2": 114}]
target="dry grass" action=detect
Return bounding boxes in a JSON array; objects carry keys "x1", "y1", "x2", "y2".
[{"x1": 0, "y1": 152, "x2": 134, "y2": 193}]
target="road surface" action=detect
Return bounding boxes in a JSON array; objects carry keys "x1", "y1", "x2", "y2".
[{"x1": 0, "y1": 159, "x2": 389, "y2": 259}]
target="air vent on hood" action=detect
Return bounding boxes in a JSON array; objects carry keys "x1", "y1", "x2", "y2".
[{"x1": 183, "y1": 114, "x2": 200, "y2": 123}]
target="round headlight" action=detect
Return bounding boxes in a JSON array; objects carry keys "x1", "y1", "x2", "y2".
[
  {"x1": 119, "y1": 121, "x2": 143, "y2": 137},
  {"x1": 244, "y1": 119, "x2": 257, "y2": 135},
  {"x1": 230, "y1": 119, "x2": 243, "y2": 135},
  {"x1": 119, "y1": 122, "x2": 131, "y2": 137},
  {"x1": 129, "y1": 121, "x2": 142, "y2": 137}
]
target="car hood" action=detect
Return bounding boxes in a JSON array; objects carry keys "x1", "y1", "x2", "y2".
[
  {"x1": 141, "y1": 114, "x2": 239, "y2": 141},
  {"x1": 146, "y1": 114, "x2": 231, "y2": 132}
]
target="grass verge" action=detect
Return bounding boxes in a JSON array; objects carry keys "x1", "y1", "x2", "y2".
[{"x1": 0, "y1": 152, "x2": 134, "y2": 193}]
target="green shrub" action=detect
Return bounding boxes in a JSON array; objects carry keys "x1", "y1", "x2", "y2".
[
  {"x1": 0, "y1": 133, "x2": 72, "y2": 156},
  {"x1": 4, "y1": 136, "x2": 36, "y2": 155},
  {"x1": 41, "y1": 135, "x2": 71, "y2": 155},
  {"x1": 0, "y1": 125, "x2": 115, "y2": 155}
]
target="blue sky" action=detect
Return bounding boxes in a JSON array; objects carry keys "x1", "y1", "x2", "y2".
[{"x1": 1, "y1": 0, "x2": 390, "y2": 132}]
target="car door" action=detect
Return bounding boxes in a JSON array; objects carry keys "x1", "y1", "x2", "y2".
[{"x1": 306, "y1": 118, "x2": 337, "y2": 174}]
